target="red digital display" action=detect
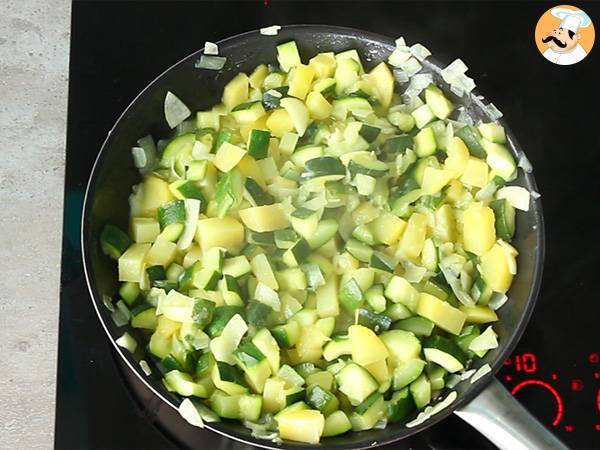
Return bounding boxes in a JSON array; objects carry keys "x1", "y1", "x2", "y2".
[{"x1": 505, "y1": 352, "x2": 538, "y2": 373}]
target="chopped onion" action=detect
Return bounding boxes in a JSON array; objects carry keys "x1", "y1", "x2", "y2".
[
  {"x1": 393, "y1": 69, "x2": 410, "y2": 83},
  {"x1": 485, "y1": 102, "x2": 503, "y2": 120},
  {"x1": 164, "y1": 91, "x2": 191, "y2": 129},
  {"x1": 255, "y1": 282, "x2": 281, "y2": 311},
  {"x1": 531, "y1": 190, "x2": 541, "y2": 199},
  {"x1": 395, "y1": 36, "x2": 406, "y2": 47},
  {"x1": 401, "y1": 260, "x2": 427, "y2": 283},
  {"x1": 194, "y1": 402, "x2": 220, "y2": 422},
  {"x1": 470, "y1": 363, "x2": 492, "y2": 383},
  {"x1": 204, "y1": 41, "x2": 219, "y2": 55},
  {"x1": 191, "y1": 140, "x2": 211, "y2": 160},
  {"x1": 178, "y1": 398, "x2": 205, "y2": 428},
  {"x1": 456, "y1": 108, "x2": 474, "y2": 126},
  {"x1": 496, "y1": 186, "x2": 530, "y2": 211},
  {"x1": 131, "y1": 147, "x2": 147, "y2": 168},
  {"x1": 102, "y1": 294, "x2": 115, "y2": 312},
  {"x1": 518, "y1": 153, "x2": 533, "y2": 173},
  {"x1": 460, "y1": 369, "x2": 476, "y2": 380},
  {"x1": 469, "y1": 326, "x2": 498, "y2": 352},
  {"x1": 264, "y1": 88, "x2": 283, "y2": 99},
  {"x1": 260, "y1": 25, "x2": 281, "y2": 36},
  {"x1": 116, "y1": 332, "x2": 137, "y2": 353},
  {"x1": 373, "y1": 418, "x2": 388, "y2": 429},
  {"x1": 177, "y1": 199, "x2": 200, "y2": 251},
  {"x1": 388, "y1": 48, "x2": 412, "y2": 68},
  {"x1": 116, "y1": 299, "x2": 131, "y2": 321},
  {"x1": 443, "y1": 58, "x2": 468, "y2": 77},
  {"x1": 139, "y1": 360, "x2": 152, "y2": 376},
  {"x1": 195, "y1": 54, "x2": 227, "y2": 70},
  {"x1": 403, "y1": 73, "x2": 434, "y2": 98},
  {"x1": 410, "y1": 43, "x2": 431, "y2": 61},
  {"x1": 489, "y1": 292, "x2": 508, "y2": 310},
  {"x1": 399, "y1": 57, "x2": 422, "y2": 76},
  {"x1": 406, "y1": 391, "x2": 457, "y2": 428},
  {"x1": 475, "y1": 180, "x2": 500, "y2": 202}
]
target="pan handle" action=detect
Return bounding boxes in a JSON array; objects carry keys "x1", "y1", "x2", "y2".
[{"x1": 454, "y1": 377, "x2": 569, "y2": 450}]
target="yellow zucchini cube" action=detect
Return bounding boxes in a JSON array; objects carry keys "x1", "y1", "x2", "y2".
[
  {"x1": 118, "y1": 243, "x2": 151, "y2": 282},
  {"x1": 278, "y1": 409, "x2": 325, "y2": 444},
  {"x1": 421, "y1": 167, "x2": 453, "y2": 195},
  {"x1": 397, "y1": 212, "x2": 428, "y2": 259},
  {"x1": 480, "y1": 243, "x2": 514, "y2": 293},
  {"x1": 195, "y1": 216, "x2": 244, "y2": 252},
  {"x1": 182, "y1": 244, "x2": 202, "y2": 268},
  {"x1": 309, "y1": 52, "x2": 336, "y2": 79},
  {"x1": 348, "y1": 325, "x2": 389, "y2": 366},
  {"x1": 416, "y1": 292, "x2": 467, "y2": 335},
  {"x1": 287, "y1": 64, "x2": 315, "y2": 100},
  {"x1": 196, "y1": 110, "x2": 220, "y2": 131},
  {"x1": 445, "y1": 137, "x2": 470, "y2": 177},
  {"x1": 137, "y1": 176, "x2": 176, "y2": 217},
  {"x1": 305, "y1": 91, "x2": 333, "y2": 120},
  {"x1": 463, "y1": 203, "x2": 496, "y2": 255},
  {"x1": 445, "y1": 179, "x2": 465, "y2": 204},
  {"x1": 146, "y1": 240, "x2": 178, "y2": 267},
  {"x1": 238, "y1": 204, "x2": 290, "y2": 232},
  {"x1": 459, "y1": 305, "x2": 499, "y2": 323},
  {"x1": 434, "y1": 204, "x2": 456, "y2": 242},
  {"x1": 280, "y1": 97, "x2": 310, "y2": 137},
  {"x1": 130, "y1": 217, "x2": 160, "y2": 243},
  {"x1": 364, "y1": 358, "x2": 391, "y2": 385},
  {"x1": 214, "y1": 142, "x2": 247, "y2": 173},
  {"x1": 222, "y1": 72, "x2": 249, "y2": 110},
  {"x1": 237, "y1": 155, "x2": 267, "y2": 188},
  {"x1": 368, "y1": 62, "x2": 394, "y2": 108},
  {"x1": 248, "y1": 64, "x2": 268, "y2": 90},
  {"x1": 266, "y1": 108, "x2": 295, "y2": 137},
  {"x1": 297, "y1": 325, "x2": 328, "y2": 361},
  {"x1": 460, "y1": 157, "x2": 489, "y2": 188},
  {"x1": 370, "y1": 212, "x2": 407, "y2": 245}
]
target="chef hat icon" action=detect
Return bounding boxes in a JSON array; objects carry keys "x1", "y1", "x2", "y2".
[{"x1": 551, "y1": 7, "x2": 592, "y2": 33}]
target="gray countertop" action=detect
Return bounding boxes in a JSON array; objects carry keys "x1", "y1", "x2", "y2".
[{"x1": 0, "y1": 0, "x2": 70, "y2": 448}]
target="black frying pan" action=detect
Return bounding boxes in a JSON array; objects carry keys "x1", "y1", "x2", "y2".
[{"x1": 82, "y1": 25, "x2": 566, "y2": 450}]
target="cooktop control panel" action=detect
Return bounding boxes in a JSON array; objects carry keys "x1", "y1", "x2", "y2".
[{"x1": 500, "y1": 350, "x2": 600, "y2": 447}]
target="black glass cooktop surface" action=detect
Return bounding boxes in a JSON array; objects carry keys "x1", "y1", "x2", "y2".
[{"x1": 56, "y1": 1, "x2": 600, "y2": 449}]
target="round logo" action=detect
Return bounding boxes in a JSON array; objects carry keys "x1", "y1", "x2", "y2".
[{"x1": 534, "y1": 4, "x2": 595, "y2": 65}]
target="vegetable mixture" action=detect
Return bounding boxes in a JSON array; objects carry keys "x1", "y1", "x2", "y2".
[{"x1": 101, "y1": 37, "x2": 532, "y2": 444}]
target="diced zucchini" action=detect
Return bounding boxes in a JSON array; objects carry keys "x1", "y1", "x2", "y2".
[{"x1": 335, "y1": 362, "x2": 379, "y2": 406}]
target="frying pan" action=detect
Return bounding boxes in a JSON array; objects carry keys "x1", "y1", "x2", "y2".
[{"x1": 82, "y1": 25, "x2": 567, "y2": 450}]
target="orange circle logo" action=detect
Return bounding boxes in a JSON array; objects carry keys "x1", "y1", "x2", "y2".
[{"x1": 535, "y1": 5, "x2": 595, "y2": 65}]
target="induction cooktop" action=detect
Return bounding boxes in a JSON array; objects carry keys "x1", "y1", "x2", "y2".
[{"x1": 56, "y1": 1, "x2": 600, "y2": 449}]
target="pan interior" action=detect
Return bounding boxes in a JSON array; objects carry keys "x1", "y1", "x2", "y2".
[{"x1": 82, "y1": 25, "x2": 544, "y2": 450}]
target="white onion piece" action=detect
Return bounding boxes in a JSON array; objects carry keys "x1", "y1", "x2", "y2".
[
  {"x1": 496, "y1": 186, "x2": 531, "y2": 211},
  {"x1": 260, "y1": 25, "x2": 281, "y2": 35},
  {"x1": 518, "y1": 153, "x2": 533, "y2": 173},
  {"x1": 139, "y1": 360, "x2": 152, "y2": 376},
  {"x1": 116, "y1": 332, "x2": 137, "y2": 353},
  {"x1": 406, "y1": 391, "x2": 457, "y2": 428},
  {"x1": 485, "y1": 103, "x2": 503, "y2": 120},
  {"x1": 470, "y1": 364, "x2": 492, "y2": 383},
  {"x1": 469, "y1": 326, "x2": 498, "y2": 352},
  {"x1": 489, "y1": 292, "x2": 508, "y2": 310},
  {"x1": 399, "y1": 57, "x2": 422, "y2": 76},
  {"x1": 410, "y1": 43, "x2": 431, "y2": 61},
  {"x1": 164, "y1": 91, "x2": 191, "y2": 128},
  {"x1": 195, "y1": 54, "x2": 227, "y2": 70},
  {"x1": 178, "y1": 399, "x2": 205, "y2": 428},
  {"x1": 204, "y1": 41, "x2": 219, "y2": 55},
  {"x1": 531, "y1": 190, "x2": 541, "y2": 199}
]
